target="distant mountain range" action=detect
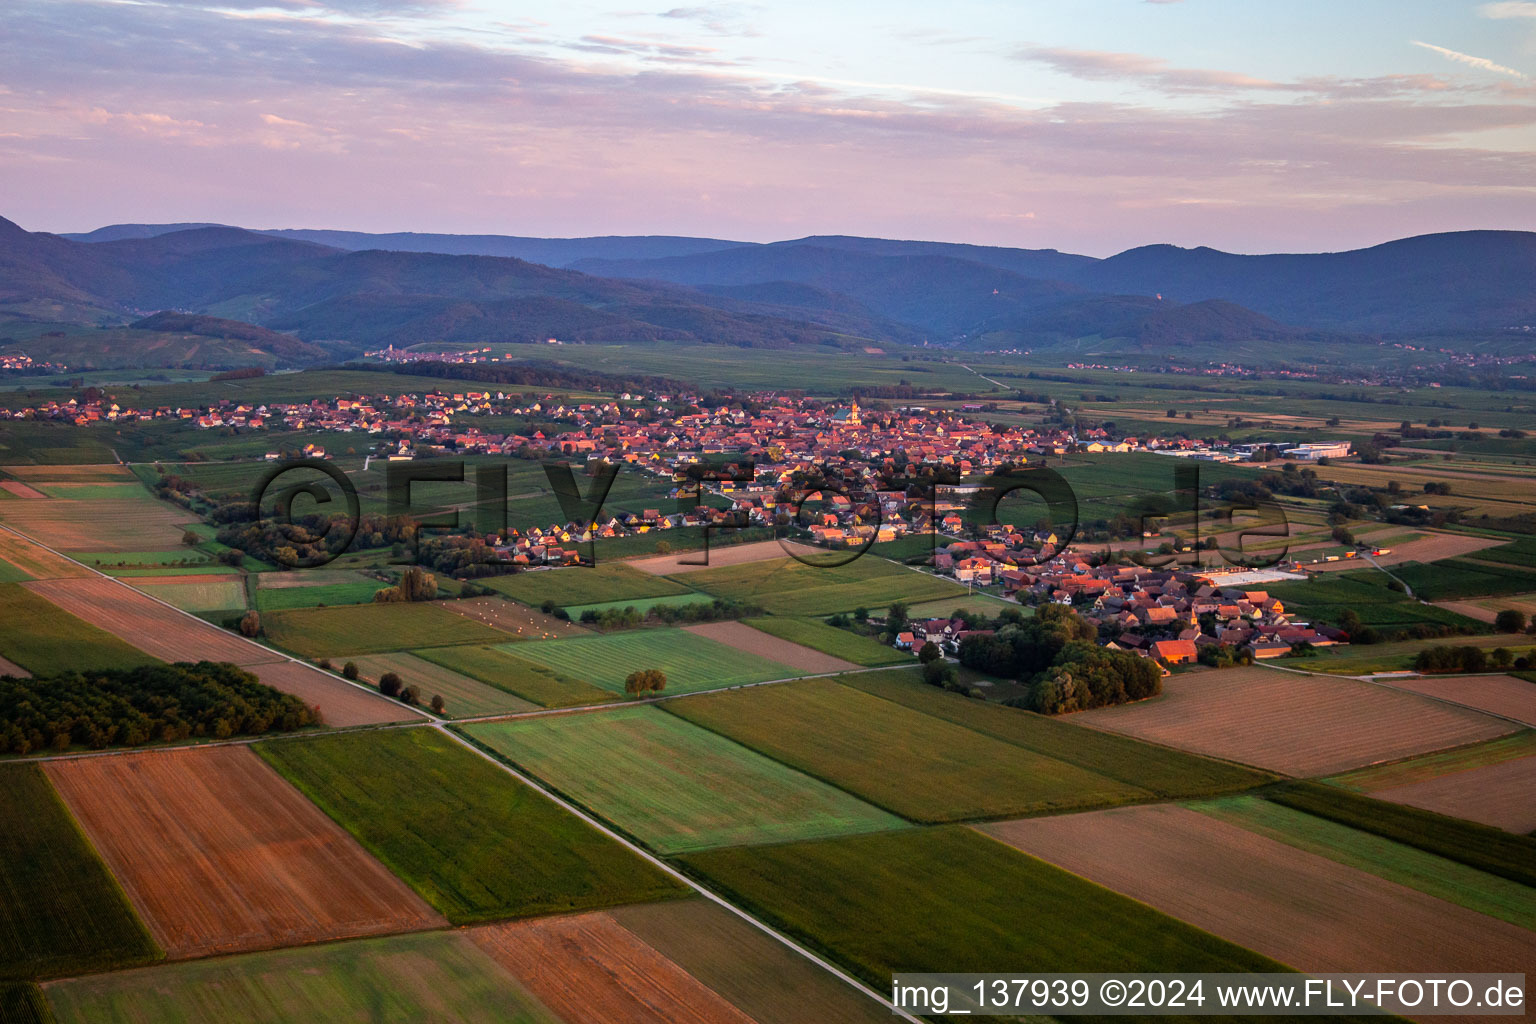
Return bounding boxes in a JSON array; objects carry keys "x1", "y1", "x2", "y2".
[{"x1": 2, "y1": 215, "x2": 1532, "y2": 369}]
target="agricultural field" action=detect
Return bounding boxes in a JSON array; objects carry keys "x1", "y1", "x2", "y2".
[
  {"x1": 840, "y1": 669, "x2": 1275, "y2": 797},
  {"x1": 0, "y1": 530, "x2": 90, "y2": 580},
  {"x1": 0, "y1": 583, "x2": 162, "y2": 675},
  {"x1": 1327, "y1": 730, "x2": 1536, "y2": 792},
  {"x1": 739, "y1": 617, "x2": 908, "y2": 667},
  {"x1": 256, "y1": 727, "x2": 688, "y2": 923},
  {"x1": 465, "y1": 706, "x2": 906, "y2": 853},
  {"x1": 982, "y1": 804, "x2": 1536, "y2": 975},
  {"x1": 627, "y1": 538, "x2": 821, "y2": 575},
  {"x1": 564, "y1": 591, "x2": 719, "y2": 619},
  {"x1": 1191, "y1": 795, "x2": 1536, "y2": 929},
  {"x1": 340, "y1": 652, "x2": 538, "y2": 718},
  {"x1": 1303, "y1": 632, "x2": 1536, "y2": 676},
  {"x1": 261, "y1": 600, "x2": 509, "y2": 657},
  {"x1": 674, "y1": 555, "x2": 966, "y2": 616},
  {"x1": 468, "y1": 913, "x2": 755, "y2": 1024},
  {"x1": 43, "y1": 929, "x2": 560, "y2": 1024},
  {"x1": 1363, "y1": 757, "x2": 1536, "y2": 834},
  {"x1": 1076, "y1": 666, "x2": 1518, "y2": 776},
  {"x1": 1371, "y1": 674, "x2": 1536, "y2": 727},
  {"x1": 440, "y1": 595, "x2": 588, "y2": 639},
  {"x1": 677, "y1": 826, "x2": 1284, "y2": 1002},
  {"x1": 248, "y1": 661, "x2": 422, "y2": 727},
  {"x1": 507, "y1": 628, "x2": 798, "y2": 696},
  {"x1": 43, "y1": 747, "x2": 443, "y2": 959},
  {"x1": 683, "y1": 621, "x2": 859, "y2": 674},
  {"x1": 483, "y1": 562, "x2": 695, "y2": 609},
  {"x1": 0, "y1": 488, "x2": 190, "y2": 551},
  {"x1": 416, "y1": 643, "x2": 619, "y2": 707},
  {"x1": 1266, "y1": 573, "x2": 1487, "y2": 633},
  {"x1": 665, "y1": 678, "x2": 1154, "y2": 821},
  {"x1": 609, "y1": 898, "x2": 893, "y2": 1024},
  {"x1": 1386, "y1": 559, "x2": 1536, "y2": 600},
  {"x1": 253, "y1": 570, "x2": 386, "y2": 611},
  {"x1": 0, "y1": 765, "x2": 159, "y2": 982},
  {"x1": 127, "y1": 574, "x2": 246, "y2": 613},
  {"x1": 903, "y1": 593, "x2": 1020, "y2": 619}
]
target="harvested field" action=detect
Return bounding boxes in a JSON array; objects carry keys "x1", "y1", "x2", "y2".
[
  {"x1": 666, "y1": 679, "x2": 1152, "y2": 822},
  {"x1": 43, "y1": 929, "x2": 560, "y2": 1024},
  {"x1": 1309, "y1": 530, "x2": 1502, "y2": 570},
  {"x1": 248, "y1": 661, "x2": 420, "y2": 726},
  {"x1": 0, "y1": 531, "x2": 89, "y2": 580},
  {"x1": 467, "y1": 706, "x2": 906, "y2": 852},
  {"x1": 982, "y1": 804, "x2": 1536, "y2": 983},
  {"x1": 440, "y1": 595, "x2": 587, "y2": 639},
  {"x1": 1373, "y1": 673, "x2": 1536, "y2": 727},
  {"x1": 416, "y1": 644, "x2": 619, "y2": 708},
  {"x1": 0, "y1": 482, "x2": 44, "y2": 499},
  {"x1": 263, "y1": 602, "x2": 510, "y2": 658},
  {"x1": 629, "y1": 539, "x2": 819, "y2": 575},
  {"x1": 340, "y1": 652, "x2": 536, "y2": 718},
  {"x1": 0, "y1": 498, "x2": 190, "y2": 551},
  {"x1": 610, "y1": 899, "x2": 893, "y2": 1024},
  {"x1": 485, "y1": 563, "x2": 693, "y2": 607},
  {"x1": 1370, "y1": 757, "x2": 1536, "y2": 833},
  {"x1": 23, "y1": 576, "x2": 274, "y2": 665},
  {"x1": 1329, "y1": 731, "x2": 1536, "y2": 791},
  {"x1": 510, "y1": 628, "x2": 797, "y2": 696},
  {"x1": 256, "y1": 728, "x2": 687, "y2": 924},
  {"x1": 683, "y1": 621, "x2": 858, "y2": 675},
  {"x1": 740, "y1": 617, "x2": 907, "y2": 667},
  {"x1": 0, "y1": 655, "x2": 28, "y2": 678},
  {"x1": 1075, "y1": 666, "x2": 1516, "y2": 776},
  {"x1": 469, "y1": 913, "x2": 754, "y2": 1024},
  {"x1": 125, "y1": 576, "x2": 245, "y2": 613},
  {"x1": 43, "y1": 747, "x2": 445, "y2": 959}
]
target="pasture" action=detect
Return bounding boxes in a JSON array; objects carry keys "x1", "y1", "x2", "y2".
[
  {"x1": 483, "y1": 563, "x2": 694, "y2": 609},
  {"x1": 256, "y1": 727, "x2": 687, "y2": 923},
  {"x1": 43, "y1": 930, "x2": 560, "y2": 1024},
  {"x1": 740, "y1": 617, "x2": 907, "y2": 667},
  {"x1": 609, "y1": 898, "x2": 893, "y2": 1024},
  {"x1": 665, "y1": 678, "x2": 1153, "y2": 821},
  {"x1": 677, "y1": 827, "x2": 1284, "y2": 999},
  {"x1": 1075, "y1": 666, "x2": 1517, "y2": 776},
  {"x1": 44, "y1": 747, "x2": 442, "y2": 960},
  {"x1": 468, "y1": 913, "x2": 755, "y2": 1024},
  {"x1": 465, "y1": 707, "x2": 906, "y2": 853},
  {"x1": 340, "y1": 652, "x2": 538, "y2": 718},
  {"x1": 840, "y1": 669, "x2": 1274, "y2": 797},
  {"x1": 674, "y1": 555, "x2": 966, "y2": 616},
  {"x1": 0, "y1": 765, "x2": 158, "y2": 981},
  {"x1": 983, "y1": 804, "x2": 1536, "y2": 976},
  {"x1": 507, "y1": 629, "x2": 797, "y2": 696},
  {"x1": 0, "y1": 583, "x2": 162, "y2": 675},
  {"x1": 261, "y1": 601, "x2": 508, "y2": 657},
  {"x1": 416, "y1": 644, "x2": 618, "y2": 707}
]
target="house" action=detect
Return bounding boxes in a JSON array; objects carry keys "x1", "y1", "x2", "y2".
[{"x1": 1152, "y1": 639, "x2": 1198, "y2": 665}]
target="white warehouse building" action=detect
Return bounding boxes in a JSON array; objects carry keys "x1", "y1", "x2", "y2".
[{"x1": 1284, "y1": 442, "x2": 1352, "y2": 460}]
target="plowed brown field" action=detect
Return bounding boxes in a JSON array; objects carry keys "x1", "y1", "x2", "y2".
[
  {"x1": 249, "y1": 661, "x2": 421, "y2": 726},
  {"x1": 0, "y1": 499, "x2": 189, "y2": 550},
  {"x1": 1075, "y1": 666, "x2": 1516, "y2": 776},
  {"x1": 0, "y1": 654, "x2": 30, "y2": 677},
  {"x1": 983, "y1": 805, "x2": 1536, "y2": 990},
  {"x1": 682, "y1": 621, "x2": 856, "y2": 674},
  {"x1": 1374, "y1": 674, "x2": 1536, "y2": 727},
  {"x1": 44, "y1": 746, "x2": 445, "y2": 958},
  {"x1": 0, "y1": 481, "x2": 46, "y2": 498},
  {"x1": 1370, "y1": 756, "x2": 1536, "y2": 833},
  {"x1": 469, "y1": 912, "x2": 754, "y2": 1024},
  {"x1": 0, "y1": 529, "x2": 90, "y2": 579},
  {"x1": 629, "y1": 540, "x2": 819, "y2": 575}
]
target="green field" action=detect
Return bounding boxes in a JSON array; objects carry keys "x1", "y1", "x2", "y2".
[
  {"x1": 0, "y1": 561, "x2": 29, "y2": 585},
  {"x1": 1268, "y1": 574, "x2": 1486, "y2": 632},
  {"x1": 34, "y1": 484, "x2": 151, "y2": 501},
  {"x1": 66, "y1": 550, "x2": 217, "y2": 571},
  {"x1": 415, "y1": 644, "x2": 619, "y2": 708},
  {"x1": 839, "y1": 669, "x2": 1275, "y2": 797},
  {"x1": 0, "y1": 584, "x2": 162, "y2": 675},
  {"x1": 1388, "y1": 560, "x2": 1536, "y2": 600},
  {"x1": 675, "y1": 555, "x2": 966, "y2": 616},
  {"x1": 464, "y1": 706, "x2": 907, "y2": 853},
  {"x1": 0, "y1": 983, "x2": 51, "y2": 1024},
  {"x1": 677, "y1": 827, "x2": 1285, "y2": 1001},
  {"x1": 483, "y1": 563, "x2": 694, "y2": 608},
  {"x1": 665, "y1": 678, "x2": 1153, "y2": 822},
  {"x1": 1266, "y1": 781, "x2": 1536, "y2": 888},
  {"x1": 1301, "y1": 631, "x2": 1535, "y2": 675},
  {"x1": 261, "y1": 602, "x2": 508, "y2": 657},
  {"x1": 128, "y1": 579, "x2": 245, "y2": 614},
  {"x1": 1193, "y1": 795, "x2": 1536, "y2": 931},
  {"x1": 340, "y1": 653, "x2": 538, "y2": 718},
  {"x1": 562, "y1": 592, "x2": 718, "y2": 618},
  {"x1": 0, "y1": 765, "x2": 159, "y2": 981},
  {"x1": 254, "y1": 578, "x2": 387, "y2": 612},
  {"x1": 904, "y1": 593, "x2": 1021, "y2": 619},
  {"x1": 608, "y1": 898, "x2": 892, "y2": 1024},
  {"x1": 742, "y1": 617, "x2": 908, "y2": 666},
  {"x1": 508, "y1": 629, "x2": 797, "y2": 696},
  {"x1": 43, "y1": 930, "x2": 557, "y2": 1024},
  {"x1": 256, "y1": 728, "x2": 687, "y2": 923}
]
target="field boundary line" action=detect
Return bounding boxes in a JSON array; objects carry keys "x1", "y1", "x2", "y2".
[
  {"x1": 437, "y1": 722, "x2": 923, "y2": 1024},
  {"x1": 0, "y1": 522, "x2": 434, "y2": 723}
]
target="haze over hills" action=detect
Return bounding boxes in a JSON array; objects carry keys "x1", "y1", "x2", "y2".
[{"x1": 7, "y1": 215, "x2": 1536, "y2": 368}]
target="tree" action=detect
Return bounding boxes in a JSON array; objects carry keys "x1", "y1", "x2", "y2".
[
  {"x1": 181, "y1": 530, "x2": 200, "y2": 547},
  {"x1": 1491, "y1": 647, "x2": 1514, "y2": 670},
  {"x1": 1494, "y1": 609, "x2": 1527, "y2": 634},
  {"x1": 624, "y1": 668, "x2": 667, "y2": 697},
  {"x1": 887, "y1": 600, "x2": 909, "y2": 626},
  {"x1": 921, "y1": 659, "x2": 956, "y2": 688},
  {"x1": 378, "y1": 672, "x2": 403, "y2": 698},
  {"x1": 854, "y1": 606, "x2": 870, "y2": 623},
  {"x1": 399, "y1": 685, "x2": 421, "y2": 706},
  {"x1": 238, "y1": 610, "x2": 261, "y2": 638},
  {"x1": 917, "y1": 641, "x2": 942, "y2": 664},
  {"x1": 430, "y1": 694, "x2": 446, "y2": 714},
  {"x1": 374, "y1": 565, "x2": 438, "y2": 603},
  {"x1": 1166, "y1": 408, "x2": 1178, "y2": 418},
  {"x1": 1331, "y1": 525, "x2": 1354, "y2": 546},
  {"x1": 342, "y1": 660, "x2": 359, "y2": 680}
]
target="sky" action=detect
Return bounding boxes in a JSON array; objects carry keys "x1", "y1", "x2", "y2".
[{"x1": 1, "y1": 0, "x2": 1534, "y2": 254}]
